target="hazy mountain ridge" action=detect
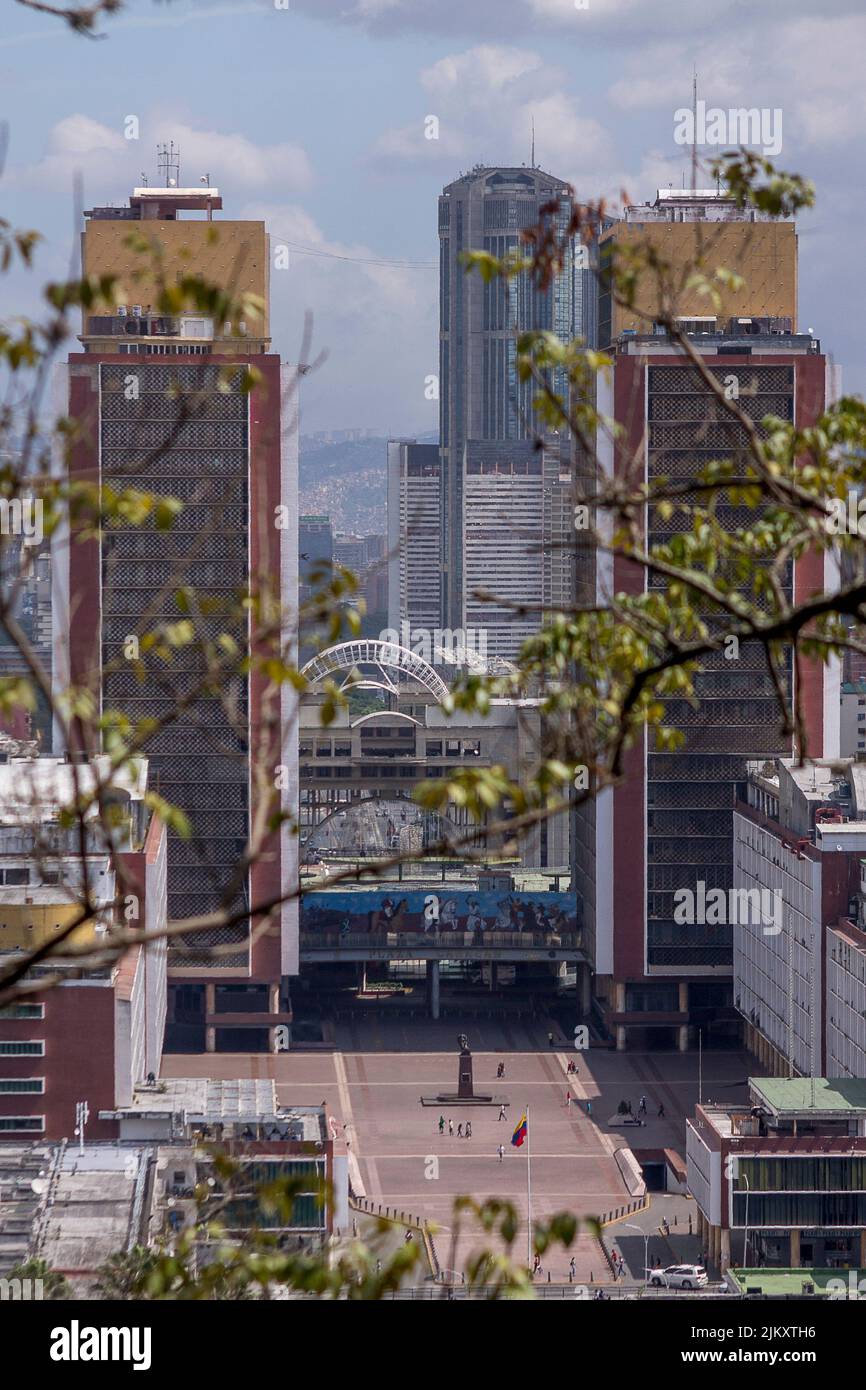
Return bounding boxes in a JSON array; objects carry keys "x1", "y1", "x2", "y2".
[{"x1": 298, "y1": 432, "x2": 437, "y2": 534}]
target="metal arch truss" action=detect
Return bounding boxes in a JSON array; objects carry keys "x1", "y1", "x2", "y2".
[{"x1": 300, "y1": 640, "x2": 449, "y2": 703}]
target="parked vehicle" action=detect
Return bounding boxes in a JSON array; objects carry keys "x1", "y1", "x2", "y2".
[{"x1": 646, "y1": 1264, "x2": 708, "y2": 1290}]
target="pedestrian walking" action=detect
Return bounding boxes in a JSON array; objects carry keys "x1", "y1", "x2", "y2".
[
  {"x1": 498, "y1": 1104, "x2": 506, "y2": 1121},
  {"x1": 657, "y1": 1103, "x2": 665, "y2": 1118},
  {"x1": 497, "y1": 1061, "x2": 505, "y2": 1079},
  {"x1": 569, "y1": 1257, "x2": 576, "y2": 1278},
  {"x1": 639, "y1": 1095, "x2": 647, "y2": 1115},
  {"x1": 438, "y1": 1114, "x2": 445, "y2": 1134},
  {"x1": 565, "y1": 1091, "x2": 572, "y2": 1109},
  {"x1": 457, "y1": 1123, "x2": 463, "y2": 1138},
  {"x1": 465, "y1": 1121, "x2": 472, "y2": 1138},
  {"x1": 448, "y1": 1118, "x2": 454, "y2": 1136},
  {"x1": 548, "y1": 1031, "x2": 555, "y2": 1048},
  {"x1": 497, "y1": 1144, "x2": 505, "y2": 1162},
  {"x1": 586, "y1": 1099, "x2": 592, "y2": 1116}
]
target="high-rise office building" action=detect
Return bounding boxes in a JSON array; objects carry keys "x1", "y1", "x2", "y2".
[
  {"x1": 387, "y1": 440, "x2": 441, "y2": 637},
  {"x1": 299, "y1": 515, "x2": 333, "y2": 607},
  {"x1": 53, "y1": 180, "x2": 298, "y2": 1052},
  {"x1": 437, "y1": 166, "x2": 596, "y2": 646},
  {"x1": 579, "y1": 190, "x2": 839, "y2": 1048},
  {"x1": 461, "y1": 435, "x2": 573, "y2": 662}
]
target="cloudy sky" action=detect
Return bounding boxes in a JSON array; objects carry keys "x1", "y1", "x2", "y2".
[{"x1": 2, "y1": 0, "x2": 864, "y2": 432}]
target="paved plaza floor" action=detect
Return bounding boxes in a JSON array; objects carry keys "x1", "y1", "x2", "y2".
[{"x1": 162, "y1": 1020, "x2": 752, "y2": 1285}]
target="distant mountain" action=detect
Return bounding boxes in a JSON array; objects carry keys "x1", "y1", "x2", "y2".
[{"x1": 298, "y1": 432, "x2": 437, "y2": 534}]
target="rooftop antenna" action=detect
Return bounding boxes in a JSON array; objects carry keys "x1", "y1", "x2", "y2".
[
  {"x1": 140, "y1": 172, "x2": 148, "y2": 187},
  {"x1": 531, "y1": 116, "x2": 535, "y2": 170},
  {"x1": 691, "y1": 68, "x2": 698, "y2": 193},
  {"x1": 156, "y1": 141, "x2": 181, "y2": 188}
]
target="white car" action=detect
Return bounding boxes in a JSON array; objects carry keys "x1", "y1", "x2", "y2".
[{"x1": 646, "y1": 1264, "x2": 708, "y2": 1290}]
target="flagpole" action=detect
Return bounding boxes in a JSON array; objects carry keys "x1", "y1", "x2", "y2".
[{"x1": 526, "y1": 1103, "x2": 532, "y2": 1270}]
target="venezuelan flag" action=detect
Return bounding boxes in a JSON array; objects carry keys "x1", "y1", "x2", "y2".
[{"x1": 511, "y1": 1111, "x2": 527, "y2": 1148}]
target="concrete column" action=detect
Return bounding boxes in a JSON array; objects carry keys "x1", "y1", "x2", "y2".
[
  {"x1": 269, "y1": 981, "x2": 280, "y2": 1015},
  {"x1": 678, "y1": 1024, "x2": 689, "y2": 1053},
  {"x1": 720, "y1": 1228, "x2": 731, "y2": 1272},
  {"x1": 205, "y1": 983, "x2": 216, "y2": 1015},
  {"x1": 615, "y1": 980, "x2": 626, "y2": 1012},
  {"x1": 616, "y1": 1025, "x2": 626, "y2": 1052},
  {"x1": 790, "y1": 1229, "x2": 801, "y2": 1268},
  {"x1": 428, "y1": 960, "x2": 440, "y2": 1021},
  {"x1": 580, "y1": 963, "x2": 592, "y2": 1015},
  {"x1": 678, "y1": 981, "x2": 689, "y2": 1012},
  {"x1": 205, "y1": 1026, "x2": 216, "y2": 1053}
]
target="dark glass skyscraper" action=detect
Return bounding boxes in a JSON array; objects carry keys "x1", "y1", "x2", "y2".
[{"x1": 437, "y1": 166, "x2": 594, "y2": 631}]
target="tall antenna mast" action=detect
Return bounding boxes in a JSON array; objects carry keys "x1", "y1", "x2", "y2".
[
  {"x1": 691, "y1": 69, "x2": 698, "y2": 193},
  {"x1": 531, "y1": 116, "x2": 535, "y2": 169},
  {"x1": 156, "y1": 141, "x2": 181, "y2": 187}
]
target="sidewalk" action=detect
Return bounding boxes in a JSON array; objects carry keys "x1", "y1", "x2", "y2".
[{"x1": 603, "y1": 1194, "x2": 704, "y2": 1281}]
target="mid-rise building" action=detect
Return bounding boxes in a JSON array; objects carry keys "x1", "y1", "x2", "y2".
[
  {"x1": 687, "y1": 1077, "x2": 866, "y2": 1273},
  {"x1": 461, "y1": 435, "x2": 573, "y2": 661},
  {"x1": 299, "y1": 514, "x2": 334, "y2": 606},
  {"x1": 841, "y1": 681, "x2": 866, "y2": 756},
  {"x1": 387, "y1": 441, "x2": 441, "y2": 637},
  {"x1": 0, "y1": 755, "x2": 166, "y2": 1141},
  {"x1": 296, "y1": 639, "x2": 583, "y2": 1018},
  {"x1": 734, "y1": 757, "x2": 866, "y2": 1078}
]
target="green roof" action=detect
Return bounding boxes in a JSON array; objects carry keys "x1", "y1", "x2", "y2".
[
  {"x1": 751, "y1": 1077, "x2": 866, "y2": 1115},
  {"x1": 728, "y1": 1268, "x2": 865, "y2": 1296}
]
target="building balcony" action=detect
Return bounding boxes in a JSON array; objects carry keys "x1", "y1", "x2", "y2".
[{"x1": 83, "y1": 314, "x2": 215, "y2": 340}]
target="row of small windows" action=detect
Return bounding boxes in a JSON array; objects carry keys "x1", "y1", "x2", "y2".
[
  {"x1": 300, "y1": 740, "x2": 481, "y2": 758},
  {"x1": 0, "y1": 867, "x2": 61, "y2": 885},
  {"x1": 112, "y1": 344, "x2": 210, "y2": 355}
]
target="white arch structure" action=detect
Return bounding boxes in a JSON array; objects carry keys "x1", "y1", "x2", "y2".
[{"x1": 300, "y1": 639, "x2": 450, "y2": 703}]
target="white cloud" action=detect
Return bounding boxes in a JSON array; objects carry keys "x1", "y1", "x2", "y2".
[
  {"x1": 294, "y1": 0, "x2": 866, "y2": 39},
  {"x1": 606, "y1": 16, "x2": 866, "y2": 151},
  {"x1": 8, "y1": 116, "x2": 312, "y2": 195},
  {"x1": 420, "y1": 45, "x2": 543, "y2": 99},
  {"x1": 243, "y1": 202, "x2": 438, "y2": 434},
  {"x1": 371, "y1": 44, "x2": 616, "y2": 191}
]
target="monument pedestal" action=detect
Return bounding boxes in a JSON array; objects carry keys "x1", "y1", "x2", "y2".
[{"x1": 419, "y1": 1035, "x2": 504, "y2": 1106}]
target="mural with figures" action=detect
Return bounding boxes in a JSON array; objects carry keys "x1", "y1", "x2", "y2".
[{"x1": 300, "y1": 889, "x2": 579, "y2": 935}]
